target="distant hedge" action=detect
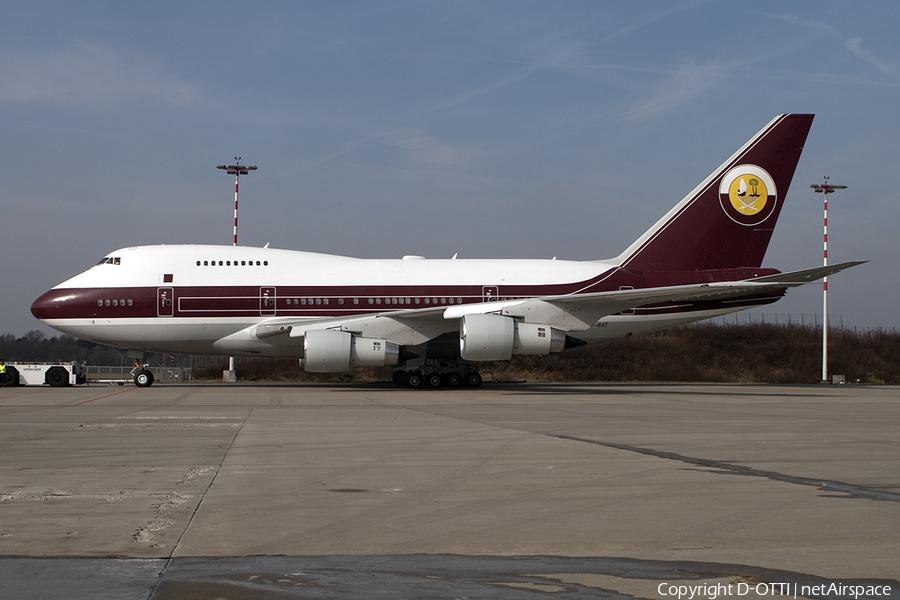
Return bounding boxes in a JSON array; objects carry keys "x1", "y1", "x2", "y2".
[{"x1": 4, "y1": 322, "x2": 899, "y2": 384}]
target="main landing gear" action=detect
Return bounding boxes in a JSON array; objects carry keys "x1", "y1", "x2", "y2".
[{"x1": 392, "y1": 366, "x2": 482, "y2": 390}]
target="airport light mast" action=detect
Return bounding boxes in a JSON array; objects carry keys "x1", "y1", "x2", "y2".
[
  {"x1": 217, "y1": 159, "x2": 258, "y2": 382},
  {"x1": 811, "y1": 177, "x2": 846, "y2": 383},
  {"x1": 217, "y1": 159, "x2": 257, "y2": 246}
]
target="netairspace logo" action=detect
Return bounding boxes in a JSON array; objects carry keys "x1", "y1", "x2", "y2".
[{"x1": 657, "y1": 582, "x2": 893, "y2": 600}]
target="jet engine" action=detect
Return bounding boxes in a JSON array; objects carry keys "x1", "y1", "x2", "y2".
[
  {"x1": 459, "y1": 314, "x2": 566, "y2": 361},
  {"x1": 301, "y1": 329, "x2": 400, "y2": 372}
]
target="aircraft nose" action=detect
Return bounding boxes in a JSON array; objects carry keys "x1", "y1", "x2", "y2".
[{"x1": 31, "y1": 289, "x2": 71, "y2": 321}]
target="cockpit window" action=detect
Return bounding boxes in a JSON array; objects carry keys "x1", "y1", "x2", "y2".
[{"x1": 95, "y1": 257, "x2": 121, "y2": 265}]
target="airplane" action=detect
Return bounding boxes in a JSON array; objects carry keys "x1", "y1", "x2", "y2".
[{"x1": 31, "y1": 114, "x2": 864, "y2": 389}]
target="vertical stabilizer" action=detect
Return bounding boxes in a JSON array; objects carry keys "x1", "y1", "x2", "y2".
[{"x1": 616, "y1": 114, "x2": 814, "y2": 272}]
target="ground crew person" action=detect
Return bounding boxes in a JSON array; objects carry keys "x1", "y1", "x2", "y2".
[{"x1": 0, "y1": 362, "x2": 6, "y2": 387}]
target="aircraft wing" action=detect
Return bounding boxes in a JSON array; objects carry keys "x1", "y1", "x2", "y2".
[
  {"x1": 484, "y1": 260, "x2": 867, "y2": 330},
  {"x1": 245, "y1": 260, "x2": 866, "y2": 347}
]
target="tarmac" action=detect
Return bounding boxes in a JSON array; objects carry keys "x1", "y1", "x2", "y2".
[{"x1": 0, "y1": 381, "x2": 897, "y2": 599}]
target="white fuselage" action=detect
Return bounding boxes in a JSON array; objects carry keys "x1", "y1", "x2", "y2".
[{"x1": 32, "y1": 244, "x2": 759, "y2": 357}]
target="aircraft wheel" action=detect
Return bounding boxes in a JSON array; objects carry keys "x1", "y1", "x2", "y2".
[
  {"x1": 406, "y1": 371, "x2": 423, "y2": 389},
  {"x1": 443, "y1": 372, "x2": 462, "y2": 388},
  {"x1": 392, "y1": 370, "x2": 409, "y2": 387},
  {"x1": 463, "y1": 371, "x2": 482, "y2": 388},
  {"x1": 425, "y1": 372, "x2": 443, "y2": 389},
  {"x1": 134, "y1": 370, "x2": 154, "y2": 388},
  {"x1": 46, "y1": 366, "x2": 69, "y2": 387}
]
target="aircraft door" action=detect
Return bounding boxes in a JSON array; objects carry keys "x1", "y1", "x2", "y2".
[
  {"x1": 260, "y1": 287, "x2": 276, "y2": 316},
  {"x1": 482, "y1": 286, "x2": 499, "y2": 302},
  {"x1": 157, "y1": 287, "x2": 174, "y2": 317}
]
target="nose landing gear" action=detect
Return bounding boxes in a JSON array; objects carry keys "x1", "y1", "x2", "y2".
[{"x1": 131, "y1": 362, "x2": 155, "y2": 387}]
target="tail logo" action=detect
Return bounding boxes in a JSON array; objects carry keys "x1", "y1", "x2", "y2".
[{"x1": 718, "y1": 165, "x2": 777, "y2": 226}]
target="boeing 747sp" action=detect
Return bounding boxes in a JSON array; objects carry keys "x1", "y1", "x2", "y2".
[{"x1": 31, "y1": 114, "x2": 864, "y2": 388}]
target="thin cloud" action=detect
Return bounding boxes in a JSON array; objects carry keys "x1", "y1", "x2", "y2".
[
  {"x1": 410, "y1": 66, "x2": 536, "y2": 121},
  {"x1": 0, "y1": 41, "x2": 196, "y2": 105},
  {"x1": 627, "y1": 60, "x2": 726, "y2": 120},
  {"x1": 765, "y1": 13, "x2": 839, "y2": 37},
  {"x1": 846, "y1": 38, "x2": 896, "y2": 78},
  {"x1": 767, "y1": 13, "x2": 896, "y2": 80},
  {"x1": 601, "y1": 0, "x2": 716, "y2": 44},
  {"x1": 385, "y1": 129, "x2": 465, "y2": 167},
  {"x1": 301, "y1": 69, "x2": 532, "y2": 171}
]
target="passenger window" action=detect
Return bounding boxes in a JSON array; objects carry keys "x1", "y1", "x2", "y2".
[
  {"x1": 97, "y1": 299, "x2": 103, "y2": 306},
  {"x1": 127, "y1": 299, "x2": 133, "y2": 306}
]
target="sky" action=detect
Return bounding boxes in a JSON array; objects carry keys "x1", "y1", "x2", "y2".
[{"x1": 2, "y1": 1, "x2": 898, "y2": 337}]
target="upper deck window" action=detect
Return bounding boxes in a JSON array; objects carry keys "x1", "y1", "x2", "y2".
[{"x1": 196, "y1": 259, "x2": 268, "y2": 266}]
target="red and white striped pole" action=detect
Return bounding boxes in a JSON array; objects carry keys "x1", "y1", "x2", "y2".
[
  {"x1": 217, "y1": 159, "x2": 257, "y2": 247},
  {"x1": 233, "y1": 174, "x2": 239, "y2": 246},
  {"x1": 811, "y1": 177, "x2": 846, "y2": 382}
]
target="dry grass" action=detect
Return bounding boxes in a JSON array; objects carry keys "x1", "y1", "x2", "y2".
[{"x1": 480, "y1": 323, "x2": 900, "y2": 384}]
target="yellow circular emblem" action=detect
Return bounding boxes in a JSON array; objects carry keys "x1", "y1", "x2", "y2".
[{"x1": 728, "y1": 175, "x2": 768, "y2": 216}]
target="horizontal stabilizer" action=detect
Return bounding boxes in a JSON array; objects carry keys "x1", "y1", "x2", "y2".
[{"x1": 734, "y1": 261, "x2": 868, "y2": 286}]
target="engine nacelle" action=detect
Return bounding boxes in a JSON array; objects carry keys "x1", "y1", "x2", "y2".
[
  {"x1": 301, "y1": 329, "x2": 400, "y2": 373},
  {"x1": 350, "y1": 337, "x2": 401, "y2": 368},
  {"x1": 459, "y1": 314, "x2": 566, "y2": 361}
]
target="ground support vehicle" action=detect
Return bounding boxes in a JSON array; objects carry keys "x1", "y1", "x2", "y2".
[{"x1": 0, "y1": 362, "x2": 85, "y2": 387}]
